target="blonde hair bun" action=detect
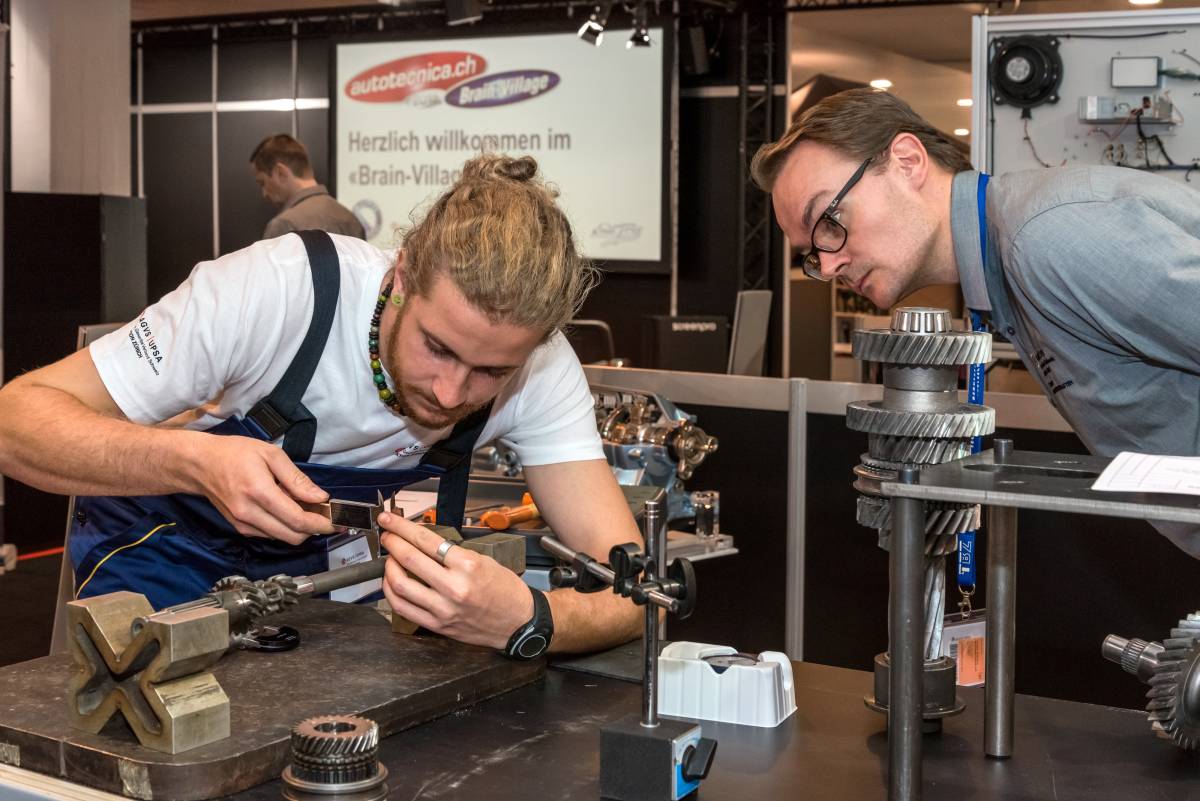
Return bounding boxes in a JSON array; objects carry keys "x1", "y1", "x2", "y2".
[{"x1": 462, "y1": 154, "x2": 538, "y2": 183}]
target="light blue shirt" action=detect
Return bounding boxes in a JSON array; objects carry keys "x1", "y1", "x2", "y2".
[{"x1": 951, "y1": 166, "x2": 1200, "y2": 555}]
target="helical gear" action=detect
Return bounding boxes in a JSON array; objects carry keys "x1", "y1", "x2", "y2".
[
  {"x1": 852, "y1": 329, "x2": 992, "y2": 366},
  {"x1": 1147, "y1": 613, "x2": 1200, "y2": 749},
  {"x1": 867, "y1": 433, "x2": 974, "y2": 465},
  {"x1": 287, "y1": 715, "x2": 383, "y2": 785},
  {"x1": 857, "y1": 496, "x2": 981, "y2": 542},
  {"x1": 847, "y1": 401, "x2": 996, "y2": 440}
]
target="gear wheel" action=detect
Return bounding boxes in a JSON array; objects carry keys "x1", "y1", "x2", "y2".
[
  {"x1": 210, "y1": 575, "x2": 268, "y2": 633},
  {"x1": 857, "y1": 496, "x2": 980, "y2": 540},
  {"x1": 287, "y1": 715, "x2": 384, "y2": 786},
  {"x1": 867, "y1": 433, "x2": 973, "y2": 465},
  {"x1": 272, "y1": 574, "x2": 300, "y2": 601},
  {"x1": 847, "y1": 401, "x2": 995, "y2": 440},
  {"x1": 254, "y1": 575, "x2": 301, "y2": 616},
  {"x1": 852, "y1": 328, "x2": 992, "y2": 366},
  {"x1": 1146, "y1": 613, "x2": 1200, "y2": 749}
]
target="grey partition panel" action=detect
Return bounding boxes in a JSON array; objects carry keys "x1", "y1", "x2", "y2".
[
  {"x1": 298, "y1": 109, "x2": 330, "y2": 191},
  {"x1": 218, "y1": 39, "x2": 292, "y2": 102},
  {"x1": 217, "y1": 110, "x2": 294, "y2": 255},
  {"x1": 297, "y1": 37, "x2": 330, "y2": 99},
  {"x1": 665, "y1": 403, "x2": 791, "y2": 653},
  {"x1": 143, "y1": 114, "x2": 214, "y2": 302},
  {"x1": 142, "y1": 41, "x2": 211, "y2": 105}
]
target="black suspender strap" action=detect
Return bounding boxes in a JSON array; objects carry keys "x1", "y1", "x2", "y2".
[
  {"x1": 421, "y1": 403, "x2": 493, "y2": 530},
  {"x1": 245, "y1": 230, "x2": 341, "y2": 462}
]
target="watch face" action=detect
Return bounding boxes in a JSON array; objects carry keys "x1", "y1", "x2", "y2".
[{"x1": 516, "y1": 632, "x2": 548, "y2": 659}]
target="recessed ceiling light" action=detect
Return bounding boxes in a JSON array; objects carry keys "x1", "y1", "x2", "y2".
[
  {"x1": 1129, "y1": 0, "x2": 1162, "y2": 5},
  {"x1": 869, "y1": 79, "x2": 893, "y2": 90},
  {"x1": 954, "y1": 128, "x2": 970, "y2": 136},
  {"x1": 957, "y1": 98, "x2": 974, "y2": 107}
]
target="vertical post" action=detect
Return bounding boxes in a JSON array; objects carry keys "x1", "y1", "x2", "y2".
[
  {"x1": 890, "y1": 468, "x2": 924, "y2": 801},
  {"x1": 655, "y1": 499, "x2": 668, "y2": 641},
  {"x1": 641, "y1": 498, "x2": 662, "y2": 728},
  {"x1": 985, "y1": 440, "x2": 1017, "y2": 758}
]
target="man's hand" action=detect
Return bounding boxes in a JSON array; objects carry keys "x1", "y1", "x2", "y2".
[
  {"x1": 187, "y1": 434, "x2": 336, "y2": 544},
  {"x1": 378, "y1": 513, "x2": 533, "y2": 650}
]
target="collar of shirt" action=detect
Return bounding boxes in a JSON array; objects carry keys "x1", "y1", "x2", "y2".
[
  {"x1": 950, "y1": 170, "x2": 991, "y2": 313},
  {"x1": 282, "y1": 184, "x2": 330, "y2": 211}
]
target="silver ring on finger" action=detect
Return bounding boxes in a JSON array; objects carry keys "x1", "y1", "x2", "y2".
[{"x1": 435, "y1": 539, "x2": 457, "y2": 565}]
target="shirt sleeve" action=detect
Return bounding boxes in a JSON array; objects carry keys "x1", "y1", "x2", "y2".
[
  {"x1": 1009, "y1": 196, "x2": 1200, "y2": 376},
  {"x1": 263, "y1": 216, "x2": 294, "y2": 240},
  {"x1": 88, "y1": 239, "x2": 299, "y2": 424},
  {"x1": 495, "y1": 334, "x2": 604, "y2": 467}
]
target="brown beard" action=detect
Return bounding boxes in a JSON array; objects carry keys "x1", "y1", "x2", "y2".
[{"x1": 379, "y1": 303, "x2": 486, "y2": 430}]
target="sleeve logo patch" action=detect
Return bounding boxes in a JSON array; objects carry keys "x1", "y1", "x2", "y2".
[{"x1": 127, "y1": 315, "x2": 164, "y2": 376}]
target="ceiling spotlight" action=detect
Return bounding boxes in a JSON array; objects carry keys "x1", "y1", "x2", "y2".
[
  {"x1": 954, "y1": 128, "x2": 970, "y2": 136},
  {"x1": 1128, "y1": 0, "x2": 1163, "y2": 5},
  {"x1": 628, "y1": 2, "x2": 651, "y2": 49},
  {"x1": 579, "y1": 1, "x2": 614, "y2": 46},
  {"x1": 957, "y1": 98, "x2": 974, "y2": 107},
  {"x1": 444, "y1": 0, "x2": 483, "y2": 26},
  {"x1": 869, "y1": 79, "x2": 893, "y2": 90}
]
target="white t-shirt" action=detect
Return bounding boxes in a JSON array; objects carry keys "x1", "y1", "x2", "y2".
[{"x1": 90, "y1": 233, "x2": 603, "y2": 469}]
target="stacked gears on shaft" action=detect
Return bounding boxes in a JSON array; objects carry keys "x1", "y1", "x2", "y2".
[
  {"x1": 282, "y1": 715, "x2": 388, "y2": 801},
  {"x1": 849, "y1": 307, "x2": 994, "y2": 732}
]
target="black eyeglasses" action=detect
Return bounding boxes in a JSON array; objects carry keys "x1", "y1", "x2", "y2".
[{"x1": 800, "y1": 157, "x2": 873, "y2": 281}]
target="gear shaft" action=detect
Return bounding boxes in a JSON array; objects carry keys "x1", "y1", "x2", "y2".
[{"x1": 849, "y1": 307, "x2": 995, "y2": 732}]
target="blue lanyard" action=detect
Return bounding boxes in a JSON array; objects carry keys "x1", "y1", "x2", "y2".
[{"x1": 957, "y1": 173, "x2": 989, "y2": 589}]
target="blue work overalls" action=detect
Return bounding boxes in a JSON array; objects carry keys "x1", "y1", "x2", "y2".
[{"x1": 67, "y1": 231, "x2": 488, "y2": 609}]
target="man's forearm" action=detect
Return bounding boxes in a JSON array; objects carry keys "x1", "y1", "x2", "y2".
[
  {"x1": 0, "y1": 382, "x2": 200, "y2": 497},
  {"x1": 546, "y1": 585, "x2": 642, "y2": 654}
]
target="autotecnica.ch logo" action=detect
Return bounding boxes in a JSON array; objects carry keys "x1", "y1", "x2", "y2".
[
  {"x1": 345, "y1": 53, "x2": 559, "y2": 109},
  {"x1": 445, "y1": 70, "x2": 560, "y2": 108},
  {"x1": 344, "y1": 52, "x2": 487, "y2": 104}
]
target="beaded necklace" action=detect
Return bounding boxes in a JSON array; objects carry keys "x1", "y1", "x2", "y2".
[{"x1": 369, "y1": 281, "x2": 400, "y2": 411}]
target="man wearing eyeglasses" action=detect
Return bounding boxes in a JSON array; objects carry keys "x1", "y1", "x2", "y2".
[{"x1": 752, "y1": 87, "x2": 1200, "y2": 557}]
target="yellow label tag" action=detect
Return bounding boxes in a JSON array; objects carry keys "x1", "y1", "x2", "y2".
[{"x1": 957, "y1": 636, "x2": 986, "y2": 686}]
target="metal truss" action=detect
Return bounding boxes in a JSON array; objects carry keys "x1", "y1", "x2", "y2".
[{"x1": 736, "y1": 8, "x2": 778, "y2": 292}]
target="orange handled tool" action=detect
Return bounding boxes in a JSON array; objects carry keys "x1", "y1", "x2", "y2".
[{"x1": 480, "y1": 492, "x2": 539, "y2": 531}]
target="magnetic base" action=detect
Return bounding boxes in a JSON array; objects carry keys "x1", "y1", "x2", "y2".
[{"x1": 600, "y1": 715, "x2": 705, "y2": 801}]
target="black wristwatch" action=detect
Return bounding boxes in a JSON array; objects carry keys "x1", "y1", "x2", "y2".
[{"x1": 504, "y1": 586, "x2": 554, "y2": 660}]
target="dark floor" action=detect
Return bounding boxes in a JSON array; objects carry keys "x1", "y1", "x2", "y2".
[{"x1": 0, "y1": 511, "x2": 62, "y2": 666}]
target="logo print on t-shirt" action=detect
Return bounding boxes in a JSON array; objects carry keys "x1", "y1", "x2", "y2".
[{"x1": 396, "y1": 442, "x2": 431, "y2": 458}]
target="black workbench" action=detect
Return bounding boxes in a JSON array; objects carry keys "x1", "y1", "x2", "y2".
[{"x1": 228, "y1": 659, "x2": 1200, "y2": 800}]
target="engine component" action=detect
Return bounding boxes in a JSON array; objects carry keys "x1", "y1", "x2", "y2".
[
  {"x1": 282, "y1": 715, "x2": 388, "y2": 801},
  {"x1": 990, "y1": 35, "x2": 1063, "y2": 111},
  {"x1": 593, "y1": 386, "x2": 719, "y2": 523},
  {"x1": 1104, "y1": 612, "x2": 1200, "y2": 750},
  {"x1": 849, "y1": 307, "x2": 994, "y2": 733},
  {"x1": 596, "y1": 388, "x2": 718, "y2": 482}
]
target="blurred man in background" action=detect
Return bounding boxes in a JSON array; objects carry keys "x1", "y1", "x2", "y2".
[{"x1": 251, "y1": 134, "x2": 365, "y2": 240}]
